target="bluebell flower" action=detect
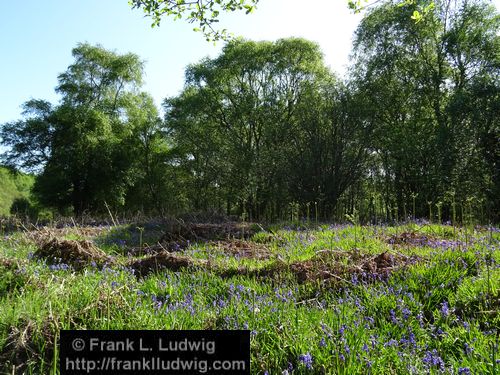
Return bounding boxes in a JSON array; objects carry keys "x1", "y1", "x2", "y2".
[
  {"x1": 440, "y1": 301, "x2": 450, "y2": 318},
  {"x1": 464, "y1": 343, "x2": 474, "y2": 355},
  {"x1": 299, "y1": 353, "x2": 313, "y2": 369},
  {"x1": 422, "y1": 349, "x2": 445, "y2": 371},
  {"x1": 401, "y1": 307, "x2": 411, "y2": 319}
]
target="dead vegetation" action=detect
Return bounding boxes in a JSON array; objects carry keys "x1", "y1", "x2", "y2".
[
  {"x1": 0, "y1": 320, "x2": 56, "y2": 375},
  {"x1": 216, "y1": 249, "x2": 421, "y2": 284},
  {"x1": 387, "y1": 231, "x2": 433, "y2": 246},
  {"x1": 212, "y1": 240, "x2": 271, "y2": 259},
  {"x1": 33, "y1": 237, "x2": 111, "y2": 269},
  {"x1": 286, "y1": 249, "x2": 420, "y2": 283},
  {"x1": 159, "y1": 221, "x2": 260, "y2": 244},
  {"x1": 23, "y1": 225, "x2": 109, "y2": 243},
  {"x1": 128, "y1": 252, "x2": 207, "y2": 277}
]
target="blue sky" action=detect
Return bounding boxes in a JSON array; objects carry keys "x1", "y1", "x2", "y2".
[
  {"x1": 1, "y1": 0, "x2": 498, "y2": 125},
  {"x1": 0, "y1": 0, "x2": 364, "y2": 124}
]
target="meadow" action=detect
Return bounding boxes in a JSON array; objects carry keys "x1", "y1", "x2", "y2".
[{"x1": 0, "y1": 220, "x2": 498, "y2": 374}]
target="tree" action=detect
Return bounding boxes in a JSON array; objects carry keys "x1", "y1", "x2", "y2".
[
  {"x1": 288, "y1": 80, "x2": 374, "y2": 219},
  {"x1": 164, "y1": 38, "x2": 373, "y2": 220},
  {"x1": 351, "y1": 0, "x2": 499, "y2": 221},
  {"x1": 130, "y1": 0, "x2": 258, "y2": 41},
  {"x1": 124, "y1": 93, "x2": 187, "y2": 215},
  {"x1": 1, "y1": 43, "x2": 153, "y2": 215},
  {"x1": 130, "y1": 0, "x2": 439, "y2": 41},
  {"x1": 1, "y1": 100, "x2": 54, "y2": 173},
  {"x1": 165, "y1": 38, "x2": 330, "y2": 218}
]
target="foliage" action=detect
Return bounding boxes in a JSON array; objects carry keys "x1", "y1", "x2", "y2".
[
  {"x1": 130, "y1": 0, "x2": 259, "y2": 41},
  {"x1": 1, "y1": 1, "x2": 499, "y2": 222},
  {"x1": 1, "y1": 44, "x2": 167, "y2": 216},
  {"x1": 0, "y1": 167, "x2": 34, "y2": 217},
  {"x1": 351, "y1": 0, "x2": 500, "y2": 222},
  {"x1": 130, "y1": 0, "x2": 440, "y2": 42},
  {"x1": 164, "y1": 38, "x2": 372, "y2": 219}
]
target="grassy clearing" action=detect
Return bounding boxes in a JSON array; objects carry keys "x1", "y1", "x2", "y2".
[{"x1": 0, "y1": 222, "x2": 498, "y2": 374}]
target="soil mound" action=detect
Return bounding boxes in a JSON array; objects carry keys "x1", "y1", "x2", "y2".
[
  {"x1": 34, "y1": 237, "x2": 109, "y2": 269},
  {"x1": 128, "y1": 253, "x2": 207, "y2": 277},
  {"x1": 214, "y1": 240, "x2": 271, "y2": 259},
  {"x1": 387, "y1": 231, "x2": 433, "y2": 246},
  {"x1": 158, "y1": 222, "x2": 261, "y2": 252},
  {"x1": 218, "y1": 249, "x2": 420, "y2": 284},
  {"x1": 0, "y1": 320, "x2": 55, "y2": 374},
  {"x1": 288, "y1": 250, "x2": 419, "y2": 283}
]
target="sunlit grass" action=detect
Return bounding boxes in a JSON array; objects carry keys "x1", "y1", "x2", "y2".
[{"x1": 0, "y1": 222, "x2": 498, "y2": 374}]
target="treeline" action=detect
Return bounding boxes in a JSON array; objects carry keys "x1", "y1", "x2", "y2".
[
  {"x1": 0, "y1": 167, "x2": 34, "y2": 217},
  {"x1": 1, "y1": 0, "x2": 499, "y2": 223}
]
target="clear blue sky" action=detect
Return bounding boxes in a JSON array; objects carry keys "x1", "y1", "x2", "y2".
[
  {"x1": 1, "y1": 0, "x2": 498, "y2": 125},
  {"x1": 0, "y1": 0, "x2": 364, "y2": 124}
]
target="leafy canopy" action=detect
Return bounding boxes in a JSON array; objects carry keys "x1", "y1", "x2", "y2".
[{"x1": 130, "y1": 0, "x2": 437, "y2": 41}]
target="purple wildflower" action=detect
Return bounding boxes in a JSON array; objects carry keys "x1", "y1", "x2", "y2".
[
  {"x1": 440, "y1": 301, "x2": 450, "y2": 318},
  {"x1": 299, "y1": 353, "x2": 313, "y2": 369},
  {"x1": 422, "y1": 349, "x2": 445, "y2": 372}
]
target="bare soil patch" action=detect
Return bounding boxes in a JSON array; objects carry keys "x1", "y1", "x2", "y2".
[{"x1": 386, "y1": 231, "x2": 434, "y2": 246}]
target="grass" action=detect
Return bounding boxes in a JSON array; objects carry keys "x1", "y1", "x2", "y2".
[
  {"x1": 0, "y1": 221, "x2": 498, "y2": 374},
  {"x1": 0, "y1": 167, "x2": 34, "y2": 216}
]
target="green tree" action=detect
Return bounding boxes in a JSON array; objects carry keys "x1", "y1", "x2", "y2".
[
  {"x1": 352, "y1": 0, "x2": 499, "y2": 221},
  {"x1": 130, "y1": 0, "x2": 439, "y2": 41},
  {"x1": 130, "y1": 0, "x2": 258, "y2": 41},
  {"x1": 165, "y1": 38, "x2": 371, "y2": 220},
  {"x1": 1, "y1": 43, "x2": 153, "y2": 215},
  {"x1": 166, "y1": 38, "x2": 329, "y2": 218},
  {"x1": 124, "y1": 93, "x2": 188, "y2": 215}
]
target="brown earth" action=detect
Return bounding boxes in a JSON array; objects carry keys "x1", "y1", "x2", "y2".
[
  {"x1": 386, "y1": 231, "x2": 433, "y2": 246},
  {"x1": 33, "y1": 237, "x2": 111, "y2": 269},
  {"x1": 0, "y1": 319, "x2": 56, "y2": 375},
  {"x1": 212, "y1": 240, "x2": 271, "y2": 260},
  {"x1": 128, "y1": 252, "x2": 207, "y2": 277},
  {"x1": 216, "y1": 249, "x2": 420, "y2": 284},
  {"x1": 159, "y1": 222, "x2": 260, "y2": 244}
]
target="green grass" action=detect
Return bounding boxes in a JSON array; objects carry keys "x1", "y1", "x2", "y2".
[
  {"x1": 0, "y1": 167, "x2": 34, "y2": 216},
  {"x1": 0, "y1": 222, "x2": 498, "y2": 374}
]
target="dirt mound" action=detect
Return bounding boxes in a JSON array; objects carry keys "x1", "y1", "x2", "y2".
[
  {"x1": 217, "y1": 249, "x2": 420, "y2": 284},
  {"x1": 0, "y1": 320, "x2": 55, "y2": 374},
  {"x1": 34, "y1": 237, "x2": 110, "y2": 269},
  {"x1": 288, "y1": 250, "x2": 419, "y2": 283},
  {"x1": 290, "y1": 250, "x2": 417, "y2": 284},
  {"x1": 26, "y1": 226, "x2": 109, "y2": 244},
  {"x1": 128, "y1": 253, "x2": 207, "y2": 277},
  {"x1": 387, "y1": 231, "x2": 433, "y2": 246},
  {"x1": 159, "y1": 222, "x2": 260, "y2": 245},
  {"x1": 214, "y1": 240, "x2": 271, "y2": 259}
]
